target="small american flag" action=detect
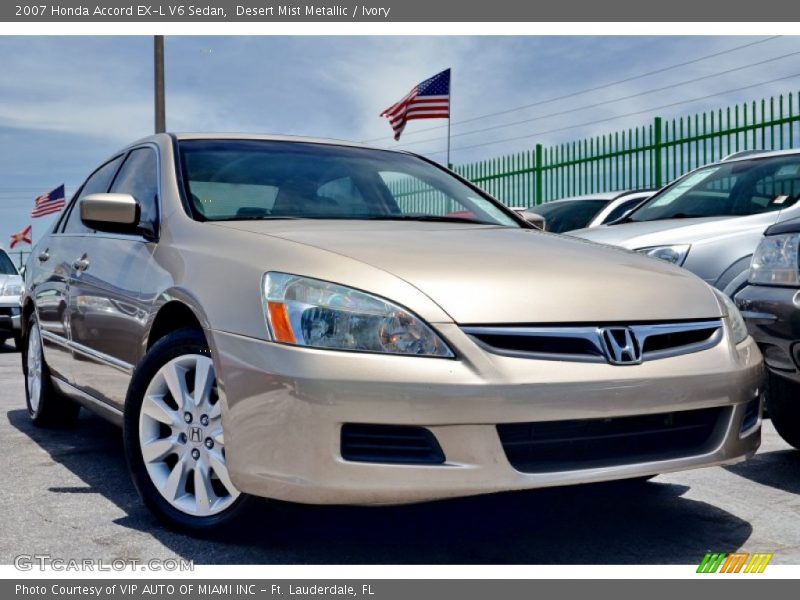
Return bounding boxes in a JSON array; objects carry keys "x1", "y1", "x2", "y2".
[
  {"x1": 32, "y1": 184, "x2": 66, "y2": 218},
  {"x1": 381, "y1": 69, "x2": 450, "y2": 141}
]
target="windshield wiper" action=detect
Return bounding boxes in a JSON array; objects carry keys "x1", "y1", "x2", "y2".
[{"x1": 363, "y1": 214, "x2": 497, "y2": 225}]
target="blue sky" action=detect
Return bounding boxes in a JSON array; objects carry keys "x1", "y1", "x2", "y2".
[{"x1": 1, "y1": 35, "x2": 800, "y2": 254}]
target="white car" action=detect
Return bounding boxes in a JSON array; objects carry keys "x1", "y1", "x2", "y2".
[
  {"x1": 522, "y1": 190, "x2": 654, "y2": 233},
  {"x1": 0, "y1": 248, "x2": 23, "y2": 348}
]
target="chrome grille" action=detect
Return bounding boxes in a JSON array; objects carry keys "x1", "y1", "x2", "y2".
[{"x1": 463, "y1": 320, "x2": 723, "y2": 364}]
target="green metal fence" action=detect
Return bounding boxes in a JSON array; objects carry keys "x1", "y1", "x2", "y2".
[{"x1": 445, "y1": 91, "x2": 800, "y2": 208}]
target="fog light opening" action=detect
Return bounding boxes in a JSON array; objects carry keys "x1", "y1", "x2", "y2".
[{"x1": 740, "y1": 397, "x2": 762, "y2": 437}]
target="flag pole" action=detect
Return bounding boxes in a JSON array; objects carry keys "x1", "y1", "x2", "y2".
[{"x1": 447, "y1": 68, "x2": 452, "y2": 169}]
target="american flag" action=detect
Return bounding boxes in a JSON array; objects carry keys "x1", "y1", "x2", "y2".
[
  {"x1": 381, "y1": 69, "x2": 450, "y2": 141},
  {"x1": 9, "y1": 225, "x2": 32, "y2": 249},
  {"x1": 31, "y1": 184, "x2": 66, "y2": 218}
]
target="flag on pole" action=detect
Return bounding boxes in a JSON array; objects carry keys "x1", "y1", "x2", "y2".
[
  {"x1": 380, "y1": 69, "x2": 450, "y2": 141},
  {"x1": 31, "y1": 184, "x2": 66, "y2": 218},
  {"x1": 9, "y1": 225, "x2": 32, "y2": 249}
]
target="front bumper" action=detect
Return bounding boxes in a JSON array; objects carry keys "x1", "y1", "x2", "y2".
[
  {"x1": 212, "y1": 324, "x2": 763, "y2": 505},
  {"x1": 736, "y1": 284, "x2": 800, "y2": 385},
  {"x1": 0, "y1": 298, "x2": 21, "y2": 337}
]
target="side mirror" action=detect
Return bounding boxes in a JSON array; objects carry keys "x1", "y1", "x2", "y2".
[
  {"x1": 80, "y1": 193, "x2": 140, "y2": 228},
  {"x1": 521, "y1": 210, "x2": 546, "y2": 231}
]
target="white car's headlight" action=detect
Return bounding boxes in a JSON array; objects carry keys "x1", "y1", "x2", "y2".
[
  {"x1": 634, "y1": 244, "x2": 691, "y2": 266},
  {"x1": 749, "y1": 233, "x2": 800, "y2": 286},
  {"x1": 0, "y1": 282, "x2": 22, "y2": 297},
  {"x1": 714, "y1": 289, "x2": 749, "y2": 345},
  {"x1": 263, "y1": 273, "x2": 454, "y2": 357}
]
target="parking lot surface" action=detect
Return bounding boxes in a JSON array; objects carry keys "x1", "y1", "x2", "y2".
[{"x1": 1, "y1": 342, "x2": 799, "y2": 565}]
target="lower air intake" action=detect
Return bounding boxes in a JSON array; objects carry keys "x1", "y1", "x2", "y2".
[
  {"x1": 341, "y1": 424, "x2": 445, "y2": 465},
  {"x1": 497, "y1": 407, "x2": 727, "y2": 473}
]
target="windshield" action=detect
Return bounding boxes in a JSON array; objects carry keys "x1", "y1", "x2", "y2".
[
  {"x1": 0, "y1": 251, "x2": 18, "y2": 275},
  {"x1": 631, "y1": 156, "x2": 800, "y2": 222},
  {"x1": 178, "y1": 140, "x2": 520, "y2": 227},
  {"x1": 531, "y1": 199, "x2": 608, "y2": 233}
]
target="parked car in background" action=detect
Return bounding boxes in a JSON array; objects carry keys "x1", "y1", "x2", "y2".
[
  {"x1": 521, "y1": 190, "x2": 654, "y2": 234},
  {"x1": 736, "y1": 216, "x2": 800, "y2": 449},
  {"x1": 571, "y1": 150, "x2": 800, "y2": 296},
  {"x1": 21, "y1": 133, "x2": 762, "y2": 533},
  {"x1": 0, "y1": 248, "x2": 23, "y2": 348}
]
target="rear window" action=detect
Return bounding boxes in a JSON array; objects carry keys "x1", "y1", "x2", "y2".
[
  {"x1": 532, "y1": 199, "x2": 608, "y2": 233},
  {"x1": 603, "y1": 196, "x2": 649, "y2": 224}
]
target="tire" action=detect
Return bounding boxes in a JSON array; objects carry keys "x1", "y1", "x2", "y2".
[
  {"x1": 13, "y1": 334, "x2": 22, "y2": 351},
  {"x1": 123, "y1": 328, "x2": 255, "y2": 533},
  {"x1": 766, "y1": 371, "x2": 800, "y2": 450},
  {"x1": 24, "y1": 314, "x2": 80, "y2": 426}
]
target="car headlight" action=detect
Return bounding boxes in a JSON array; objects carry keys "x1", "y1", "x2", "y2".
[
  {"x1": 634, "y1": 244, "x2": 691, "y2": 266},
  {"x1": 0, "y1": 282, "x2": 22, "y2": 297},
  {"x1": 714, "y1": 289, "x2": 749, "y2": 345},
  {"x1": 749, "y1": 233, "x2": 800, "y2": 286},
  {"x1": 262, "y1": 273, "x2": 454, "y2": 357}
]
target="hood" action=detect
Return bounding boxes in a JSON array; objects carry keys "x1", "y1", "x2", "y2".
[
  {"x1": 213, "y1": 220, "x2": 722, "y2": 324},
  {"x1": 569, "y1": 212, "x2": 781, "y2": 249}
]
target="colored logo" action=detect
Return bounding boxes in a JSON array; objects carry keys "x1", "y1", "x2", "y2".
[{"x1": 697, "y1": 552, "x2": 773, "y2": 573}]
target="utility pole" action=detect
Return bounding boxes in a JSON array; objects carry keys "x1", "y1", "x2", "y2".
[{"x1": 154, "y1": 35, "x2": 166, "y2": 133}]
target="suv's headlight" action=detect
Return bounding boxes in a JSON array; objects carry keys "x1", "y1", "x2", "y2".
[
  {"x1": 634, "y1": 244, "x2": 691, "y2": 266},
  {"x1": 749, "y1": 233, "x2": 800, "y2": 286},
  {"x1": 714, "y1": 289, "x2": 749, "y2": 345},
  {"x1": 263, "y1": 273, "x2": 454, "y2": 357},
  {"x1": 0, "y1": 282, "x2": 22, "y2": 297}
]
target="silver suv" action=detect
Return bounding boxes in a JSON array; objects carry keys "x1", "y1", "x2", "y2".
[{"x1": 571, "y1": 150, "x2": 800, "y2": 296}]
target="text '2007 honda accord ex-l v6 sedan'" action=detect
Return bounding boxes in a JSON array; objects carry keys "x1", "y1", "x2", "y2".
[{"x1": 20, "y1": 134, "x2": 764, "y2": 532}]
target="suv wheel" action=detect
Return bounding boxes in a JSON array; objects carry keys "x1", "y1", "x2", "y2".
[
  {"x1": 124, "y1": 328, "x2": 254, "y2": 533},
  {"x1": 24, "y1": 315, "x2": 80, "y2": 426},
  {"x1": 766, "y1": 371, "x2": 800, "y2": 450}
]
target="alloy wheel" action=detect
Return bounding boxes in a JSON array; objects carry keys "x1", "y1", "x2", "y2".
[
  {"x1": 27, "y1": 322, "x2": 43, "y2": 413},
  {"x1": 138, "y1": 354, "x2": 239, "y2": 517}
]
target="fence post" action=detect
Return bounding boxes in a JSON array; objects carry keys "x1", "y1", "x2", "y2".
[
  {"x1": 535, "y1": 144, "x2": 543, "y2": 204},
  {"x1": 653, "y1": 116, "x2": 663, "y2": 188}
]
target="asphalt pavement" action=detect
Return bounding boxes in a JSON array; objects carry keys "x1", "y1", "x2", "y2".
[{"x1": 1, "y1": 340, "x2": 799, "y2": 565}]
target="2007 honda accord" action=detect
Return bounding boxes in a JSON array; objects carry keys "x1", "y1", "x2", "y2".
[{"x1": 21, "y1": 134, "x2": 764, "y2": 532}]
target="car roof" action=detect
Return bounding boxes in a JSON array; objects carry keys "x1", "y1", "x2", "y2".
[
  {"x1": 542, "y1": 190, "x2": 654, "y2": 204},
  {"x1": 126, "y1": 132, "x2": 379, "y2": 151},
  {"x1": 717, "y1": 147, "x2": 800, "y2": 164}
]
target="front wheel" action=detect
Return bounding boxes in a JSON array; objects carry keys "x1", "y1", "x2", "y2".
[
  {"x1": 123, "y1": 328, "x2": 255, "y2": 533},
  {"x1": 766, "y1": 371, "x2": 800, "y2": 450}
]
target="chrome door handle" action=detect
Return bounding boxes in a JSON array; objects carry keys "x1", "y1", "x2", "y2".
[
  {"x1": 38, "y1": 249, "x2": 49, "y2": 262},
  {"x1": 72, "y1": 255, "x2": 90, "y2": 272}
]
